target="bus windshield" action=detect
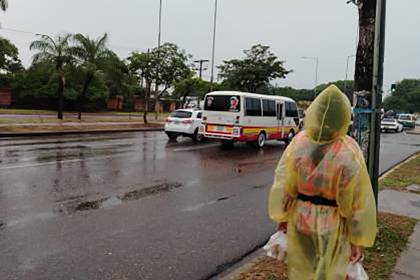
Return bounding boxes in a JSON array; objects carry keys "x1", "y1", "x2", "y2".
[{"x1": 204, "y1": 95, "x2": 241, "y2": 112}]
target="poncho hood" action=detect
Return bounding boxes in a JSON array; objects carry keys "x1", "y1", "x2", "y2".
[{"x1": 304, "y1": 85, "x2": 351, "y2": 143}]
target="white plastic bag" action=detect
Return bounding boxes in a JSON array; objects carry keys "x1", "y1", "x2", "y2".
[
  {"x1": 263, "y1": 231, "x2": 287, "y2": 261},
  {"x1": 348, "y1": 262, "x2": 369, "y2": 280}
]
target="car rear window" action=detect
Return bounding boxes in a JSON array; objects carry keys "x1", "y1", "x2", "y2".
[
  {"x1": 204, "y1": 95, "x2": 241, "y2": 112},
  {"x1": 170, "y1": 111, "x2": 192, "y2": 118},
  {"x1": 399, "y1": 115, "x2": 411, "y2": 120}
]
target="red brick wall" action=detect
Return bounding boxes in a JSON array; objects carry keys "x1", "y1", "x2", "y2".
[{"x1": 0, "y1": 89, "x2": 11, "y2": 106}]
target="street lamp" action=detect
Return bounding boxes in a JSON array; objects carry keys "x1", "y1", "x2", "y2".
[
  {"x1": 210, "y1": 0, "x2": 218, "y2": 92},
  {"x1": 302, "y1": 56, "x2": 319, "y2": 96},
  {"x1": 345, "y1": 54, "x2": 356, "y2": 94},
  {"x1": 158, "y1": 0, "x2": 162, "y2": 48}
]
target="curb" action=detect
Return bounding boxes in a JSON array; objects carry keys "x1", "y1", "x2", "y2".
[{"x1": 0, "y1": 127, "x2": 164, "y2": 137}]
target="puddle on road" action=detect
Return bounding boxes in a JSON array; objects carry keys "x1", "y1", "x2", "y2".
[{"x1": 56, "y1": 182, "x2": 183, "y2": 215}]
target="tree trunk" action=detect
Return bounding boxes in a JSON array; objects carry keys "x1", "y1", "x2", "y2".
[
  {"x1": 354, "y1": 0, "x2": 377, "y2": 93},
  {"x1": 78, "y1": 74, "x2": 93, "y2": 121},
  {"x1": 57, "y1": 75, "x2": 65, "y2": 120},
  {"x1": 143, "y1": 80, "x2": 151, "y2": 125},
  {"x1": 353, "y1": 0, "x2": 377, "y2": 159}
]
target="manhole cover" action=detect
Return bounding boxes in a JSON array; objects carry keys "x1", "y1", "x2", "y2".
[{"x1": 407, "y1": 184, "x2": 420, "y2": 192}]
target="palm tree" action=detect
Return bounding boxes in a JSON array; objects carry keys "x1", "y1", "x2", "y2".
[
  {"x1": 71, "y1": 33, "x2": 113, "y2": 120},
  {"x1": 30, "y1": 34, "x2": 73, "y2": 119},
  {"x1": 1, "y1": 0, "x2": 8, "y2": 11}
]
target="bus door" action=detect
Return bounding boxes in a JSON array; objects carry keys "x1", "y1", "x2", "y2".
[{"x1": 276, "y1": 102, "x2": 285, "y2": 139}]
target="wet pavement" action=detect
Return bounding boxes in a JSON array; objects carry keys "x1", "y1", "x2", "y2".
[{"x1": 0, "y1": 131, "x2": 419, "y2": 280}]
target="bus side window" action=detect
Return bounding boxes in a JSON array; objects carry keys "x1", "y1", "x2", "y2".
[
  {"x1": 277, "y1": 103, "x2": 283, "y2": 120},
  {"x1": 285, "y1": 102, "x2": 299, "y2": 117},
  {"x1": 245, "y1": 98, "x2": 262, "y2": 116}
]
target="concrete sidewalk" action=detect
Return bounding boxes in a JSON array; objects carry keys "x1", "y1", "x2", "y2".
[
  {"x1": 0, "y1": 121, "x2": 164, "y2": 137},
  {"x1": 379, "y1": 189, "x2": 420, "y2": 280}
]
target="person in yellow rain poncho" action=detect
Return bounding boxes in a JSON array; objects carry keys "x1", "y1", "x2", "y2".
[{"x1": 269, "y1": 85, "x2": 377, "y2": 280}]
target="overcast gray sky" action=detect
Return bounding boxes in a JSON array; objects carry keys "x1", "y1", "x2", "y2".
[{"x1": 1, "y1": 0, "x2": 419, "y2": 89}]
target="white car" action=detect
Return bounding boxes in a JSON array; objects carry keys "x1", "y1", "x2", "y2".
[
  {"x1": 165, "y1": 109, "x2": 204, "y2": 142},
  {"x1": 381, "y1": 118, "x2": 403, "y2": 133}
]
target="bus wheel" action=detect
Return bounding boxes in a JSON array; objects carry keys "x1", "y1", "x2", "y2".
[
  {"x1": 257, "y1": 132, "x2": 266, "y2": 148},
  {"x1": 285, "y1": 130, "x2": 295, "y2": 145}
]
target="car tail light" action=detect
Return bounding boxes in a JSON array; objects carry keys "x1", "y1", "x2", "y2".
[{"x1": 182, "y1": 119, "x2": 193, "y2": 124}]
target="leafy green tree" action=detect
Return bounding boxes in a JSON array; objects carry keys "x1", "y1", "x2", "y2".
[
  {"x1": 128, "y1": 51, "x2": 156, "y2": 124},
  {"x1": 1, "y1": 0, "x2": 8, "y2": 11},
  {"x1": 382, "y1": 95, "x2": 411, "y2": 113},
  {"x1": 128, "y1": 43, "x2": 192, "y2": 124},
  {"x1": 30, "y1": 34, "x2": 73, "y2": 119},
  {"x1": 154, "y1": 43, "x2": 192, "y2": 95},
  {"x1": 173, "y1": 77, "x2": 212, "y2": 102},
  {"x1": 383, "y1": 79, "x2": 420, "y2": 113},
  {"x1": 0, "y1": 37, "x2": 23, "y2": 73},
  {"x1": 392, "y1": 79, "x2": 420, "y2": 96},
  {"x1": 269, "y1": 86, "x2": 315, "y2": 102},
  {"x1": 218, "y1": 44, "x2": 291, "y2": 93},
  {"x1": 71, "y1": 33, "x2": 114, "y2": 119}
]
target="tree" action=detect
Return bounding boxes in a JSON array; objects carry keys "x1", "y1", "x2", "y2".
[
  {"x1": 383, "y1": 79, "x2": 420, "y2": 113},
  {"x1": 0, "y1": 0, "x2": 8, "y2": 11},
  {"x1": 173, "y1": 77, "x2": 212, "y2": 103},
  {"x1": 128, "y1": 51, "x2": 156, "y2": 124},
  {"x1": 0, "y1": 37, "x2": 23, "y2": 73},
  {"x1": 218, "y1": 44, "x2": 291, "y2": 93},
  {"x1": 128, "y1": 43, "x2": 192, "y2": 124},
  {"x1": 153, "y1": 43, "x2": 192, "y2": 118},
  {"x1": 392, "y1": 79, "x2": 420, "y2": 96},
  {"x1": 72, "y1": 33, "x2": 114, "y2": 120},
  {"x1": 30, "y1": 34, "x2": 73, "y2": 119}
]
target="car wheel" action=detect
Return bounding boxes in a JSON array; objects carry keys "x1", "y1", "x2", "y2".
[
  {"x1": 192, "y1": 129, "x2": 203, "y2": 142},
  {"x1": 285, "y1": 130, "x2": 295, "y2": 145},
  {"x1": 256, "y1": 132, "x2": 266, "y2": 148},
  {"x1": 166, "y1": 132, "x2": 178, "y2": 141}
]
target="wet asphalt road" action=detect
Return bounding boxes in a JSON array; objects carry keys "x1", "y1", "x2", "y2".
[{"x1": 0, "y1": 131, "x2": 419, "y2": 280}]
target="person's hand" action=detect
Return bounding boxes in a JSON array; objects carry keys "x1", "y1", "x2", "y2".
[
  {"x1": 277, "y1": 222, "x2": 287, "y2": 233},
  {"x1": 350, "y1": 244, "x2": 362, "y2": 263}
]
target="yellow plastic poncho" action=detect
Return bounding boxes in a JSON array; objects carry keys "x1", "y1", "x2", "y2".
[{"x1": 268, "y1": 85, "x2": 377, "y2": 280}]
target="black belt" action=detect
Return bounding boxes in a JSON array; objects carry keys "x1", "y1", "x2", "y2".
[{"x1": 297, "y1": 193, "x2": 338, "y2": 207}]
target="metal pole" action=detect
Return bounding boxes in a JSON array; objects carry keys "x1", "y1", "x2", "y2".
[
  {"x1": 210, "y1": 0, "x2": 218, "y2": 92},
  {"x1": 369, "y1": 0, "x2": 386, "y2": 204},
  {"x1": 345, "y1": 55, "x2": 355, "y2": 92},
  {"x1": 158, "y1": 0, "x2": 162, "y2": 48},
  {"x1": 302, "y1": 56, "x2": 319, "y2": 97}
]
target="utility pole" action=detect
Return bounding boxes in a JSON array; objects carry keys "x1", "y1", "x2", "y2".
[
  {"x1": 302, "y1": 56, "x2": 319, "y2": 97},
  {"x1": 351, "y1": 0, "x2": 386, "y2": 204},
  {"x1": 369, "y1": 0, "x2": 387, "y2": 204},
  {"x1": 210, "y1": 0, "x2": 218, "y2": 92},
  {"x1": 155, "y1": 0, "x2": 163, "y2": 120},
  {"x1": 194, "y1": 59, "x2": 210, "y2": 79},
  {"x1": 345, "y1": 54, "x2": 355, "y2": 95},
  {"x1": 193, "y1": 59, "x2": 209, "y2": 109}
]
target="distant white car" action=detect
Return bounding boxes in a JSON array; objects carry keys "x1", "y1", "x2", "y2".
[
  {"x1": 164, "y1": 109, "x2": 204, "y2": 142},
  {"x1": 381, "y1": 118, "x2": 403, "y2": 133}
]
